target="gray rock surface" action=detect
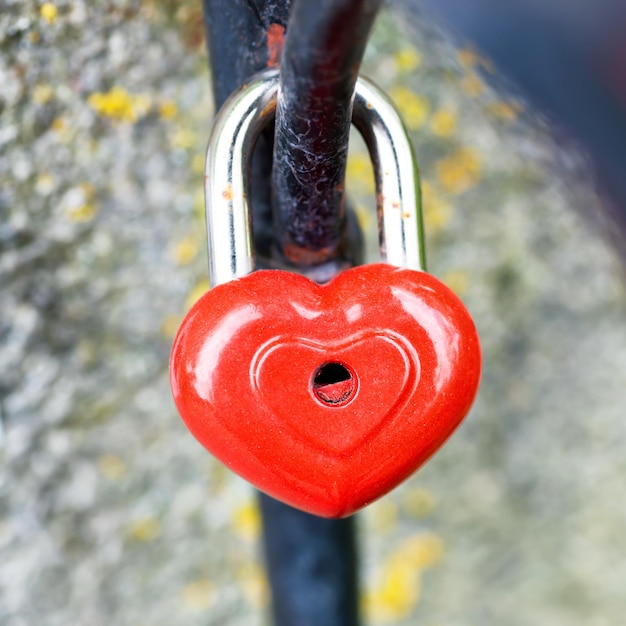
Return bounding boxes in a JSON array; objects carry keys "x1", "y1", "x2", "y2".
[{"x1": 1, "y1": 2, "x2": 625, "y2": 625}]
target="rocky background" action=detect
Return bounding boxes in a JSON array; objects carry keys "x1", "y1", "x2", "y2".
[{"x1": 1, "y1": 1, "x2": 625, "y2": 625}]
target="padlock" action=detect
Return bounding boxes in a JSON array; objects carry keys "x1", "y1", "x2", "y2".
[{"x1": 170, "y1": 70, "x2": 481, "y2": 518}]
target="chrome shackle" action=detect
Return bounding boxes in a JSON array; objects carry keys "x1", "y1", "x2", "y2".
[{"x1": 204, "y1": 69, "x2": 426, "y2": 287}]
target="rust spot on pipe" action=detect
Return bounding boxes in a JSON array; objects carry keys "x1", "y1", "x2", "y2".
[
  {"x1": 260, "y1": 99, "x2": 277, "y2": 119},
  {"x1": 267, "y1": 23, "x2": 285, "y2": 68},
  {"x1": 284, "y1": 243, "x2": 334, "y2": 266}
]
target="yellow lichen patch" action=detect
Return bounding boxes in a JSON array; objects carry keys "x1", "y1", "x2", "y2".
[
  {"x1": 461, "y1": 72, "x2": 485, "y2": 97},
  {"x1": 98, "y1": 454, "x2": 128, "y2": 481},
  {"x1": 40, "y1": 2, "x2": 58, "y2": 23},
  {"x1": 238, "y1": 563, "x2": 269, "y2": 608},
  {"x1": 208, "y1": 459, "x2": 230, "y2": 492},
  {"x1": 128, "y1": 517, "x2": 161, "y2": 542},
  {"x1": 346, "y1": 151, "x2": 375, "y2": 195},
  {"x1": 193, "y1": 188, "x2": 205, "y2": 219},
  {"x1": 186, "y1": 279, "x2": 210, "y2": 310},
  {"x1": 442, "y1": 269, "x2": 469, "y2": 296},
  {"x1": 50, "y1": 116, "x2": 73, "y2": 142},
  {"x1": 35, "y1": 172, "x2": 55, "y2": 195},
  {"x1": 80, "y1": 182, "x2": 95, "y2": 197},
  {"x1": 51, "y1": 117, "x2": 66, "y2": 132},
  {"x1": 457, "y1": 45, "x2": 494, "y2": 73},
  {"x1": 435, "y1": 147, "x2": 482, "y2": 195},
  {"x1": 191, "y1": 152, "x2": 206, "y2": 175},
  {"x1": 170, "y1": 126, "x2": 196, "y2": 150},
  {"x1": 430, "y1": 107, "x2": 458, "y2": 138},
  {"x1": 33, "y1": 84, "x2": 54, "y2": 105},
  {"x1": 457, "y1": 46, "x2": 480, "y2": 68},
  {"x1": 158, "y1": 99, "x2": 179, "y2": 119},
  {"x1": 231, "y1": 500, "x2": 261, "y2": 542},
  {"x1": 161, "y1": 314, "x2": 183, "y2": 338},
  {"x1": 181, "y1": 579, "x2": 215, "y2": 610},
  {"x1": 64, "y1": 183, "x2": 98, "y2": 222},
  {"x1": 362, "y1": 554, "x2": 422, "y2": 622},
  {"x1": 88, "y1": 87, "x2": 151, "y2": 123},
  {"x1": 421, "y1": 180, "x2": 452, "y2": 234},
  {"x1": 364, "y1": 532, "x2": 445, "y2": 622},
  {"x1": 75, "y1": 339, "x2": 97, "y2": 366},
  {"x1": 354, "y1": 201, "x2": 375, "y2": 239},
  {"x1": 171, "y1": 234, "x2": 199, "y2": 265},
  {"x1": 388, "y1": 87, "x2": 430, "y2": 130},
  {"x1": 403, "y1": 487, "x2": 436, "y2": 519},
  {"x1": 368, "y1": 499, "x2": 398, "y2": 534},
  {"x1": 140, "y1": 0, "x2": 163, "y2": 23},
  {"x1": 393, "y1": 46, "x2": 422, "y2": 74},
  {"x1": 486, "y1": 100, "x2": 522, "y2": 121},
  {"x1": 398, "y1": 532, "x2": 445, "y2": 570},
  {"x1": 65, "y1": 202, "x2": 97, "y2": 222}
]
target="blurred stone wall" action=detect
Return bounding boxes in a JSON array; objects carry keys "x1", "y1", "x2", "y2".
[{"x1": 1, "y1": 2, "x2": 625, "y2": 625}]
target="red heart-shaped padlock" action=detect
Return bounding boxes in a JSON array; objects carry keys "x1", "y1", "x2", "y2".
[{"x1": 170, "y1": 263, "x2": 481, "y2": 518}]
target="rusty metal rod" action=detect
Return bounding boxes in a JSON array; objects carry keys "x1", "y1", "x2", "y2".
[
  {"x1": 271, "y1": 0, "x2": 383, "y2": 274},
  {"x1": 203, "y1": 0, "x2": 292, "y2": 259}
]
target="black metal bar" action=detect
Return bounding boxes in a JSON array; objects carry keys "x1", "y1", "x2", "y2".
[
  {"x1": 271, "y1": 0, "x2": 383, "y2": 272},
  {"x1": 201, "y1": 2, "x2": 371, "y2": 625},
  {"x1": 259, "y1": 494, "x2": 360, "y2": 626},
  {"x1": 202, "y1": 0, "x2": 291, "y2": 113},
  {"x1": 203, "y1": 0, "x2": 292, "y2": 259}
]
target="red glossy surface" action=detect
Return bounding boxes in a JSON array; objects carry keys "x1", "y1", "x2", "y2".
[{"x1": 170, "y1": 263, "x2": 481, "y2": 518}]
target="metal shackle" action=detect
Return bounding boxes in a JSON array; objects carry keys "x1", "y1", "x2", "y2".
[{"x1": 204, "y1": 69, "x2": 426, "y2": 287}]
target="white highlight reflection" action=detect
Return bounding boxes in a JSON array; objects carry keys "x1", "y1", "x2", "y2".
[
  {"x1": 291, "y1": 302, "x2": 323, "y2": 320},
  {"x1": 392, "y1": 287, "x2": 459, "y2": 391},
  {"x1": 345, "y1": 303, "x2": 363, "y2": 323},
  {"x1": 193, "y1": 305, "x2": 262, "y2": 402}
]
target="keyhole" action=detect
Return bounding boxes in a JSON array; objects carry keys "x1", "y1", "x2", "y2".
[{"x1": 312, "y1": 362, "x2": 357, "y2": 406}]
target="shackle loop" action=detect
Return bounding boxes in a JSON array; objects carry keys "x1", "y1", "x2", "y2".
[{"x1": 204, "y1": 69, "x2": 426, "y2": 287}]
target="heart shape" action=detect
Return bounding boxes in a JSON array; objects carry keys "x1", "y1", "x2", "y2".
[
  {"x1": 252, "y1": 332, "x2": 419, "y2": 454},
  {"x1": 170, "y1": 263, "x2": 481, "y2": 518}
]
